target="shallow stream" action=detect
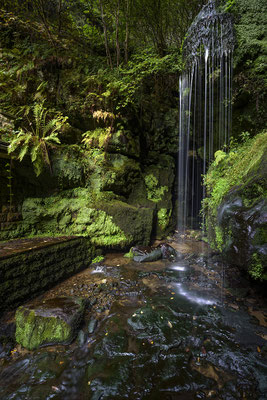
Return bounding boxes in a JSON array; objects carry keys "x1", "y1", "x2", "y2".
[{"x1": 0, "y1": 236, "x2": 266, "y2": 399}]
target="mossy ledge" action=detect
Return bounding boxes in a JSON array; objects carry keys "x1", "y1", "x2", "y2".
[
  {"x1": 0, "y1": 237, "x2": 94, "y2": 311},
  {"x1": 203, "y1": 130, "x2": 267, "y2": 280}
]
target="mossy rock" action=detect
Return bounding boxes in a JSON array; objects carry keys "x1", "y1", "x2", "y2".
[
  {"x1": 144, "y1": 109, "x2": 180, "y2": 155},
  {"x1": 100, "y1": 153, "x2": 142, "y2": 196},
  {"x1": 51, "y1": 146, "x2": 85, "y2": 189},
  {"x1": 15, "y1": 297, "x2": 85, "y2": 350},
  {"x1": 98, "y1": 201, "x2": 154, "y2": 247},
  {"x1": 203, "y1": 131, "x2": 267, "y2": 280},
  {"x1": 232, "y1": 0, "x2": 267, "y2": 135},
  {"x1": 19, "y1": 188, "x2": 153, "y2": 248},
  {"x1": 126, "y1": 157, "x2": 175, "y2": 239},
  {"x1": 218, "y1": 193, "x2": 267, "y2": 280}
]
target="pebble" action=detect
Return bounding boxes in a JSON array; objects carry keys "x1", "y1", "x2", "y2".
[{"x1": 88, "y1": 319, "x2": 98, "y2": 334}]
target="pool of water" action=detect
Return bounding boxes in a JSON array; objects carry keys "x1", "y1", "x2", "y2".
[{"x1": 0, "y1": 238, "x2": 266, "y2": 399}]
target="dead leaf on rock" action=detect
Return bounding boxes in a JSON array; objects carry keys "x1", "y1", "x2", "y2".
[
  {"x1": 167, "y1": 321, "x2": 173, "y2": 328},
  {"x1": 256, "y1": 332, "x2": 267, "y2": 341},
  {"x1": 229, "y1": 303, "x2": 239, "y2": 310},
  {"x1": 248, "y1": 307, "x2": 267, "y2": 327},
  {"x1": 190, "y1": 359, "x2": 232, "y2": 389}
]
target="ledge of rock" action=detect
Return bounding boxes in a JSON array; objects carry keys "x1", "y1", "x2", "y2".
[{"x1": 15, "y1": 297, "x2": 86, "y2": 350}]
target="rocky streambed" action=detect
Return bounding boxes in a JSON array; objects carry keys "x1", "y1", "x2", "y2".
[{"x1": 0, "y1": 234, "x2": 266, "y2": 399}]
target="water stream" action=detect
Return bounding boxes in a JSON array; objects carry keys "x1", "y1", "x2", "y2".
[
  {"x1": 0, "y1": 236, "x2": 266, "y2": 399},
  {"x1": 178, "y1": 0, "x2": 234, "y2": 231}
]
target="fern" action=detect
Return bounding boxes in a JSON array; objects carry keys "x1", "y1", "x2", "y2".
[{"x1": 8, "y1": 100, "x2": 68, "y2": 176}]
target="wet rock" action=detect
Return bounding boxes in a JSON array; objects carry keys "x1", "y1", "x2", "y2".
[
  {"x1": 77, "y1": 330, "x2": 86, "y2": 346},
  {"x1": 0, "y1": 341, "x2": 13, "y2": 358},
  {"x1": 132, "y1": 246, "x2": 162, "y2": 263},
  {"x1": 218, "y1": 195, "x2": 267, "y2": 279},
  {"x1": 132, "y1": 244, "x2": 183, "y2": 263},
  {"x1": 89, "y1": 298, "x2": 97, "y2": 307},
  {"x1": 15, "y1": 297, "x2": 86, "y2": 350},
  {"x1": 160, "y1": 243, "x2": 184, "y2": 261},
  {"x1": 88, "y1": 319, "x2": 98, "y2": 334}
]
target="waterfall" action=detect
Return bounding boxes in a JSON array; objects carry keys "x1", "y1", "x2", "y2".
[{"x1": 178, "y1": 0, "x2": 234, "y2": 233}]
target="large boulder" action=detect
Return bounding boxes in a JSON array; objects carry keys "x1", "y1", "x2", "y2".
[
  {"x1": 218, "y1": 193, "x2": 267, "y2": 280},
  {"x1": 20, "y1": 189, "x2": 153, "y2": 249},
  {"x1": 15, "y1": 297, "x2": 85, "y2": 350},
  {"x1": 203, "y1": 131, "x2": 267, "y2": 281}
]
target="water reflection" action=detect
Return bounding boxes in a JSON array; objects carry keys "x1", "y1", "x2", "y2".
[
  {"x1": 91, "y1": 266, "x2": 106, "y2": 274},
  {"x1": 174, "y1": 282, "x2": 216, "y2": 305},
  {"x1": 168, "y1": 264, "x2": 187, "y2": 272}
]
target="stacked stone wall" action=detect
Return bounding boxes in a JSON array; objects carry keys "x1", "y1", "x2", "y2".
[{"x1": 0, "y1": 237, "x2": 94, "y2": 312}]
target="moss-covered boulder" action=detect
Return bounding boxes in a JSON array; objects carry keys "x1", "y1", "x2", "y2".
[
  {"x1": 203, "y1": 131, "x2": 267, "y2": 280},
  {"x1": 218, "y1": 194, "x2": 267, "y2": 280},
  {"x1": 19, "y1": 188, "x2": 153, "y2": 248},
  {"x1": 15, "y1": 297, "x2": 85, "y2": 350},
  {"x1": 128, "y1": 155, "x2": 175, "y2": 238}
]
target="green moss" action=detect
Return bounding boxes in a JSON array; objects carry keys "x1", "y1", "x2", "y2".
[
  {"x1": 15, "y1": 298, "x2": 85, "y2": 350},
  {"x1": 16, "y1": 310, "x2": 71, "y2": 350},
  {"x1": 91, "y1": 255, "x2": 105, "y2": 263},
  {"x1": 52, "y1": 146, "x2": 85, "y2": 189},
  {"x1": 203, "y1": 130, "x2": 267, "y2": 250},
  {"x1": 253, "y1": 226, "x2": 267, "y2": 246},
  {"x1": 231, "y1": 0, "x2": 267, "y2": 134},
  {"x1": 145, "y1": 174, "x2": 168, "y2": 203},
  {"x1": 215, "y1": 226, "x2": 224, "y2": 251},
  {"x1": 17, "y1": 188, "x2": 153, "y2": 248},
  {"x1": 157, "y1": 208, "x2": 171, "y2": 230},
  {"x1": 249, "y1": 253, "x2": 266, "y2": 281},
  {"x1": 124, "y1": 248, "x2": 134, "y2": 258}
]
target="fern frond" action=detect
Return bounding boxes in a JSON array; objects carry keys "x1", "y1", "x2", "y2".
[
  {"x1": 45, "y1": 132, "x2": 61, "y2": 144},
  {"x1": 8, "y1": 131, "x2": 26, "y2": 153},
  {"x1": 43, "y1": 118, "x2": 57, "y2": 136},
  {"x1": 31, "y1": 143, "x2": 41, "y2": 163},
  {"x1": 33, "y1": 157, "x2": 43, "y2": 177},
  {"x1": 18, "y1": 142, "x2": 29, "y2": 161}
]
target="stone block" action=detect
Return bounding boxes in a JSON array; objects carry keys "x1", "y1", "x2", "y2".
[
  {"x1": 1, "y1": 222, "x2": 17, "y2": 231},
  {"x1": 16, "y1": 297, "x2": 86, "y2": 350}
]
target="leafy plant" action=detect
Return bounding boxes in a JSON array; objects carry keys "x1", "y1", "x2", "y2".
[
  {"x1": 249, "y1": 253, "x2": 265, "y2": 281},
  {"x1": 8, "y1": 100, "x2": 68, "y2": 176},
  {"x1": 224, "y1": 0, "x2": 236, "y2": 12},
  {"x1": 91, "y1": 255, "x2": 105, "y2": 264}
]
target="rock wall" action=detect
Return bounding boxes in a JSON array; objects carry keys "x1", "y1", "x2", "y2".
[
  {"x1": 232, "y1": 0, "x2": 267, "y2": 136},
  {"x1": 0, "y1": 127, "x2": 177, "y2": 247},
  {"x1": 203, "y1": 131, "x2": 267, "y2": 281},
  {"x1": 0, "y1": 237, "x2": 94, "y2": 312}
]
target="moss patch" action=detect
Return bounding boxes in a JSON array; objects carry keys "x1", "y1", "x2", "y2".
[
  {"x1": 249, "y1": 253, "x2": 266, "y2": 281},
  {"x1": 16, "y1": 189, "x2": 153, "y2": 248},
  {"x1": 144, "y1": 174, "x2": 168, "y2": 203},
  {"x1": 15, "y1": 297, "x2": 85, "y2": 350}
]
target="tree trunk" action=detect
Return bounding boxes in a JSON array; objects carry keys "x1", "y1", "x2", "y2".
[
  {"x1": 99, "y1": 0, "x2": 113, "y2": 68},
  {"x1": 57, "y1": 0, "x2": 63, "y2": 38},
  {"x1": 115, "y1": 0, "x2": 120, "y2": 67},
  {"x1": 124, "y1": 0, "x2": 129, "y2": 64}
]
